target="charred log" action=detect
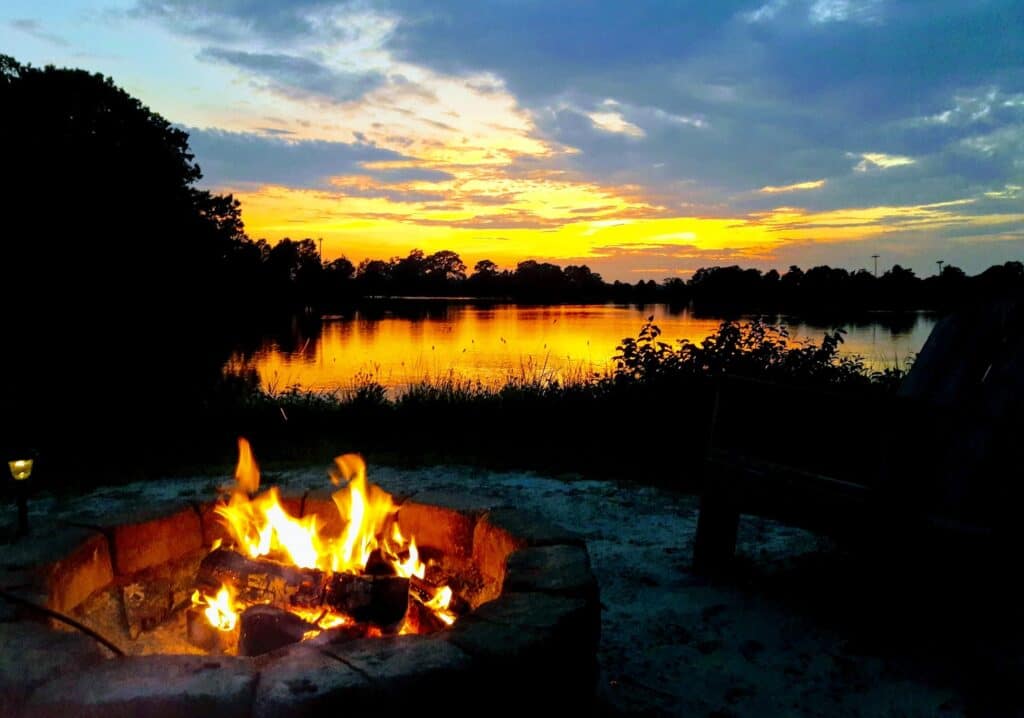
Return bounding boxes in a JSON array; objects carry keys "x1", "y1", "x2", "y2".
[
  {"x1": 410, "y1": 576, "x2": 469, "y2": 616},
  {"x1": 239, "y1": 605, "x2": 316, "y2": 657},
  {"x1": 324, "y1": 573, "x2": 409, "y2": 625},
  {"x1": 403, "y1": 595, "x2": 447, "y2": 635},
  {"x1": 196, "y1": 548, "x2": 325, "y2": 610}
]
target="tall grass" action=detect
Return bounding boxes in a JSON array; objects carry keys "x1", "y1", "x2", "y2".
[{"x1": 202, "y1": 318, "x2": 908, "y2": 485}]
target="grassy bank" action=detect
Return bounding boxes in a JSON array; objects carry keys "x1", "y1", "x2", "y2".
[
  {"x1": 203, "y1": 319, "x2": 908, "y2": 485},
  {"x1": 8, "y1": 319, "x2": 909, "y2": 497}
]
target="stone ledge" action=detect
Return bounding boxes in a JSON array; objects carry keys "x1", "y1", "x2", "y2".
[
  {"x1": 472, "y1": 508, "x2": 583, "y2": 588},
  {"x1": 503, "y1": 544, "x2": 599, "y2": 601},
  {"x1": 328, "y1": 635, "x2": 474, "y2": 711},
  {"x1": 0, "y1": 526, "x2": 114, "y2": 613},
  {"x1": 252, "y1": 645, "x2": 369, "y2": 718},
  {"x1": 26, "y1": 654, "x2": 257, "y2": 718},
  {"x1": 0, "y1": 620, "x2": 107, "y2": 717}
]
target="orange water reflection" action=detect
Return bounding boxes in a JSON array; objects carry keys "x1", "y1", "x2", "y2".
[{"x1": 226, "y1": 304, "x2": 934, "y2": 395}]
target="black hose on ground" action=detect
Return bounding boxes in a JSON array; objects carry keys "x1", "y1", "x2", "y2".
[{"x1": 0, "y1": 588, "x2": 126, "y2": 657}]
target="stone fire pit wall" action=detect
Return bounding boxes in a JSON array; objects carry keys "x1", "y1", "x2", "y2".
[{"x1": 0, "y1": 491, "x2": 600, "y2": 717}]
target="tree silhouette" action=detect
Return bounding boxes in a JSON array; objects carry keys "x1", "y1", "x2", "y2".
[{"x1": 0, "y1": 55, "x2": 247, "y2": 463}]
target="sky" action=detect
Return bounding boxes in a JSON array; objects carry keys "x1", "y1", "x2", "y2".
[{"x1": 2, "y1": 0, "x2": 1022, "y2": 280}]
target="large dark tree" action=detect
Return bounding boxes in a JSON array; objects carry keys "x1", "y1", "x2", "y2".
[{"x1": 0, "y1": 55, "x2": 246, "y2": 467}]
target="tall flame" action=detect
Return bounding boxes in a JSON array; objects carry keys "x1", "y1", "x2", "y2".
[{"x1": 234, "y1": 437, "x2": 260, "y2": 495}]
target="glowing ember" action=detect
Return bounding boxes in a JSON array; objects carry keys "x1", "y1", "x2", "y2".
[
  {"x1": 192, "y1": 584, "x2": 239, "y2": 632},
  {"x1": 197, "y1": 438, "x2": 456, "y2": 643},
  {"x1": 424, "y1": 585, "x2": 457, "y2": 626}
]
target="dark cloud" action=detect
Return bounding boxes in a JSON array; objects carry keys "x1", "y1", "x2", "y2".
[
  {"x1": 196, "y1": 47, "x2": 386, "y2": 103},
  {"x1": 9, "y1": 18, "x2": 70, "y2": 46},
  {"x1": 185, "y1": 128, "x2": 452, "y2": 189},
  {"x1": 130, "y1": 0, "x2": 345, "y2": 43}
]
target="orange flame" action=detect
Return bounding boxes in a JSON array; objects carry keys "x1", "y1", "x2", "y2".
[
  {"x1": 424, "y1": 585, "x2": 456, "y2": 626},
  {"x1": 234, "y1": 437, "x2": 260, "y2": 495},
  {"x1": 192, "y1": 584, "x2": 239, "y2": 632},
  {"x1": 202, "y1": 439, "x2": 453, "y2": 636}
]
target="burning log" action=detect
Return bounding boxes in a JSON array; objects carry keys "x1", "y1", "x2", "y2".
[
  {"x1": 196, "y1": 548, "x2": 326, "y2": 610},
  {"x1": 410, "y1": 576, "x2": 469, "y2": 616},
  {"x1": 404, "y1": 595, "x2": 447, "y2": 635},
  {"x1": 324, "y1": 573, "x2": 409, "y2": 625},
  {"x1": 239, "y1": 605, "x2": 317, "y2": 657}
]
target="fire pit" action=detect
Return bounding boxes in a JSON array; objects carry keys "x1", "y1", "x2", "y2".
[{"x1": 0, "y1": 443, "x2": 599, "y2": 716}]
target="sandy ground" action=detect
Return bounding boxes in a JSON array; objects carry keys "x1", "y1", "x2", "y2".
[{"x1": 29, "y1": 463, "x2": 996, "y2": 717}]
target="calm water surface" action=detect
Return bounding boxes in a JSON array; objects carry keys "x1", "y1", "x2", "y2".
[{"x1": 227, "y1": 303, "x2": 936, "y2": 395}]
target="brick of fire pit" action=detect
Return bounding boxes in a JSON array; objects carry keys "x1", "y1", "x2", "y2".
[
  {"x1": 471, "y1": 508, "x2": 584, "y2": 587},
  {"x1": 0, "y1": 620, "x2": 108, "y2": 717},
  {"x1": 108, "y1": 504, "x2": 204, "y2": 575},
  {"x1": 0, "y1": 526, "x2": 114, "y2": 614},
  {"x1": 396, "y1": 500, "x2": 478, "y2": 558},
  {"x1": 503, "y1": 545, "x2": 599, "y2": 601},
  {"x1": 25, "y1": 655, "x2": 258, "y2": 718}
]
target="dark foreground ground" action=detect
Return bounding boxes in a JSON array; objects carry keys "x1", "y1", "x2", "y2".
[{"x1": 13, "y1": 462, "x2": 1024, "y2": 716}]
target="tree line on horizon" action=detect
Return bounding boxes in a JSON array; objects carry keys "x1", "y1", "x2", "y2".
[{"x1": 230, "y1": 235, "x2": 1024, "y2": 312}]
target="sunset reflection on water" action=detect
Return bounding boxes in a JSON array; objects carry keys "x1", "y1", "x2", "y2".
[{"x1": 226, "y1": 303, "x2": 935, "y2": 396}]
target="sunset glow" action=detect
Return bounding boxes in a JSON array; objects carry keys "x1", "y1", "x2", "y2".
[{"x1": 2, "y1": 0, "x2": 1021, "y2": 278}]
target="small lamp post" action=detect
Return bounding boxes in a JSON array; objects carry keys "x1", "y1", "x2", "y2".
[{"x1": 7, "y1": 453, "x2": 34, "y2": 539}]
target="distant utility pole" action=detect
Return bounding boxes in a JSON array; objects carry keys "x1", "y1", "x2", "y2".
[
  {"x1": 318, "y1": 237, "x2": 324, "y2": 264},
  {"x1": 936, "y1": 259, "x2": 944, "y2": 276},
  {"x1": 871, "y1": 254, "x2": 879, "y2": 277}
]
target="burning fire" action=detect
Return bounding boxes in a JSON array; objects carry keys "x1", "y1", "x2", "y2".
[
  {"x1": 192, "y1": 584, "x2": 238, "y2": 632},
  {"x1": 424, "y1": 586, "x2": 456, "y2": 626},
  {"x1": 215, "y1": 440, "x2": 422, "y2": 577},
  {"x1": 199, "y1": 438, "x2": 455, "y2": 640}
]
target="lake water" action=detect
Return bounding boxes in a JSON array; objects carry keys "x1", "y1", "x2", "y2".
[{"x1": 226, "y1": 303, "x2": 936, "y2": 395}]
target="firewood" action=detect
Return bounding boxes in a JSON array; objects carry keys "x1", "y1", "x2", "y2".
[
  {"x1": 403, "y1": 595, "x2": 447, "y2": 635},
  {"x1": 239, "y1": 604, "x2": 316, "y2": 657},
  {"x1": 196, "y1": 548, "x2": 326, "y2": 610},
  {"x1": 324, "y1": 573, "x2": 409, "y2": 625},
  {"x1": 409, "y1": 576, "x2": 469, "y2": 616}
]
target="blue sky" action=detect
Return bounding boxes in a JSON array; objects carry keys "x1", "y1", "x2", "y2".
[{"x1": 2, "y1": 0, "x2": 1021, "y2": 279}]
